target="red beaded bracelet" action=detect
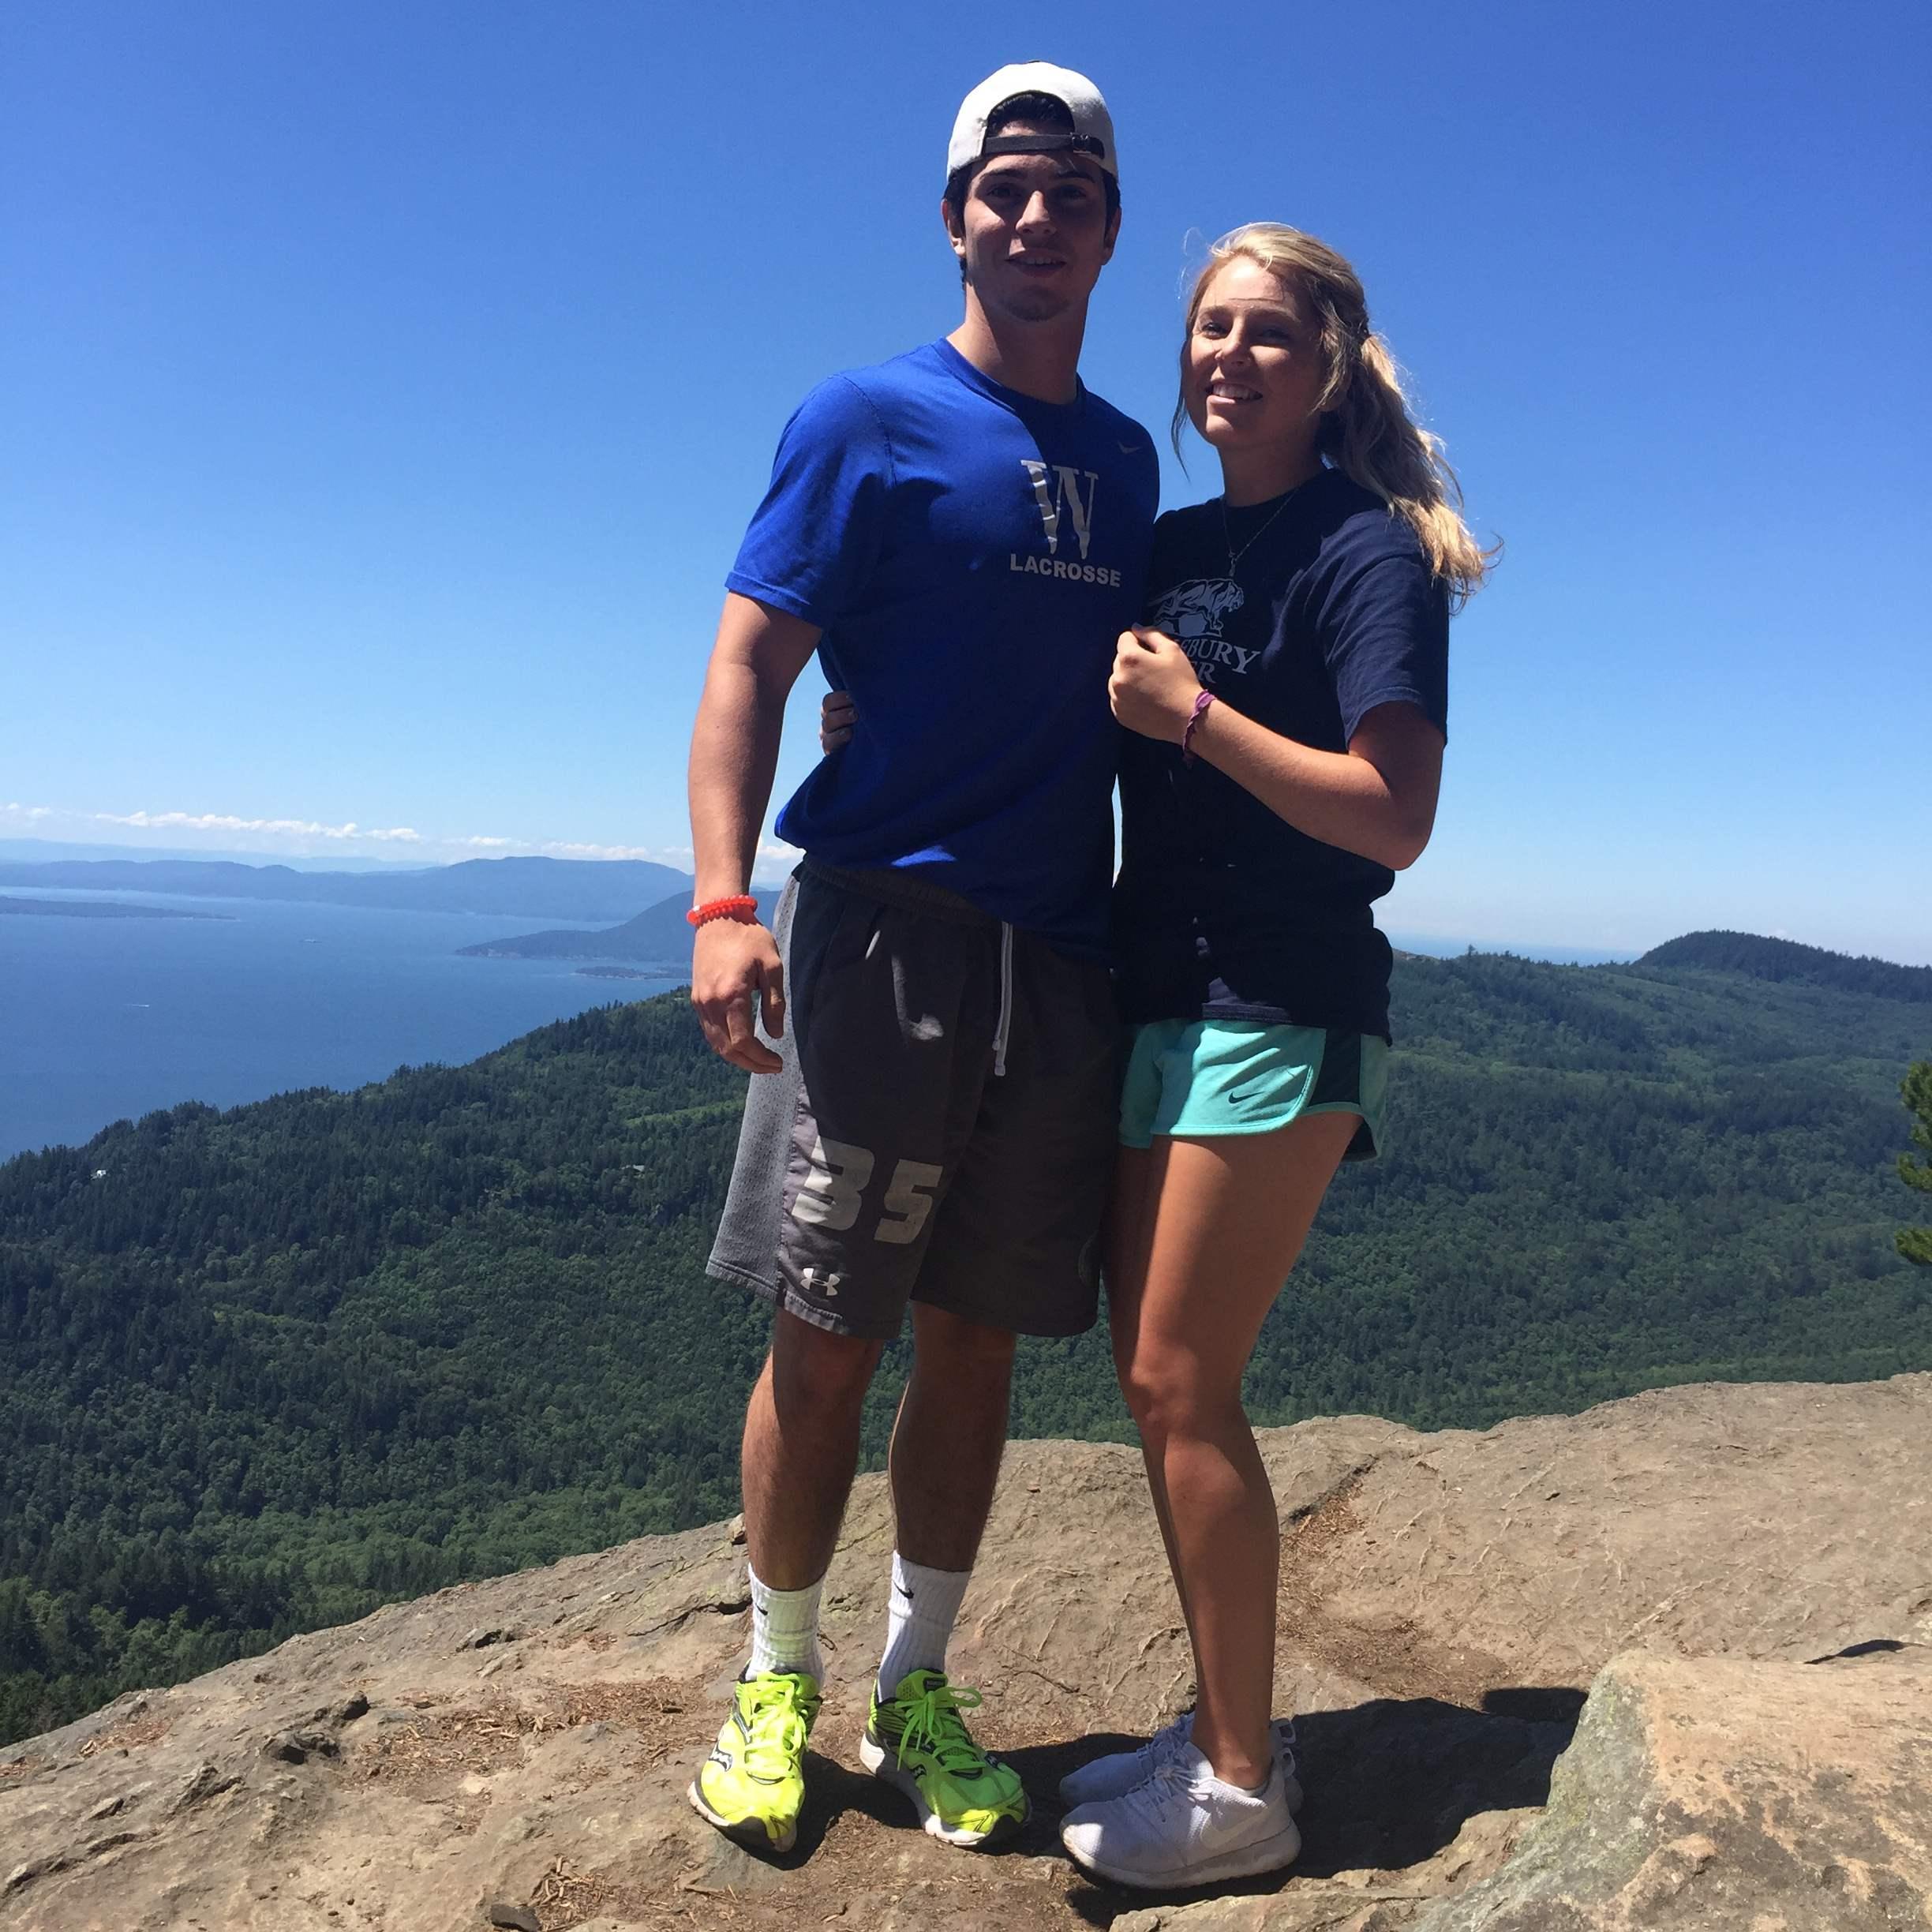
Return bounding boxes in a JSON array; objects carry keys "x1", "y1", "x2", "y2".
[{"x1": 686, "y1": 894, "x2": 759, "y2": 928}]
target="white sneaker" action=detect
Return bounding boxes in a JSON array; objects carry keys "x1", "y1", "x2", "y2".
[
  {"x1": 1059, "y1": 1713, "x2": 1304, "y2": 1814},
  {"x1": 1058, "y1": 1712, "x2": 1190, "y2": 1808},
  {"x1": 1060, "y1": 1742, "x2": 1301, "y2": 1889}
]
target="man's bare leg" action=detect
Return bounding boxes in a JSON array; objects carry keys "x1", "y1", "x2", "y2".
[
  {"x1": 691, "y1": 1309, "x2": 882, "y2": 1852},
  {"x1": 889, "y1": 1301, "x2": 1017, "y2": 1571},
  {"x1": 859, "y1": 1299, "x2": 1028, "y2": 1839},
  {"x1": 865, "y1": 1301, "x2": 1017, "y2": 1699},
  {"x1": 741, "y1": 1307, "x2": 886, "y2": 1589}
]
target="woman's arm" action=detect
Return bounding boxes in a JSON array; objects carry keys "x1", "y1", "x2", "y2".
[{"x1": 1109, "y1": 626, "x2": 1443, "y2": 871}]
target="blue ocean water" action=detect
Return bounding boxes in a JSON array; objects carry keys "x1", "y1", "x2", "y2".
[{"x1": 0, "y1": 891, "x2": 683, "y2": 1160}]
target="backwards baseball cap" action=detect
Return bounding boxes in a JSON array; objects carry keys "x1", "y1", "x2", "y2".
[{"x1": 946, "y1": 62, "x2": 1118, "y2": 182}]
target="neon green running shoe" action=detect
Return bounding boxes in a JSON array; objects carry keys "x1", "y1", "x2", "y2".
[
  {"x1": 859, "y1": 1668, "x2": 1030, "y2": 1847},
  {"x1": 687, "y1": 1670, "x2": 820, "y2": 1855}
]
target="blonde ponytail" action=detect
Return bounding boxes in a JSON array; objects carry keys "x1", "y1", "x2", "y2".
[{"x1": 1174, "y1": 224, "x2": 1496, "y2": 606}]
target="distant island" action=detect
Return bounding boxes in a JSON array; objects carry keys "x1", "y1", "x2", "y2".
[
  {"x1": 460, "y1": 889, "x2": 781, "y2": 966},
  {"x1": 574, "y1": 965, "x2": 657, "y2": 980},
  {"x1": 0, "y1": 897, "x2": 230, "y2": 921},
  {"x1": 0, "y1": 854, "x2": 695, "y2": 924}
]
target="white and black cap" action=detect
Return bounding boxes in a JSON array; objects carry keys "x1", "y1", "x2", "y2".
[{"x1": 946, "y1": 62, "x2": 1118, "y2": 182}]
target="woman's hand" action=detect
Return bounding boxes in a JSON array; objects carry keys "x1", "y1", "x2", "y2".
[
  {"x1": 1110, "y1": 627, "x2": 1204, "y2": 742},
  {"x1": 819, "y1": 690, "x2": 855, "y2": 754}
]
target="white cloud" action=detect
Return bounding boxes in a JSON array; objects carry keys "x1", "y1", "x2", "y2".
[
  {"x1": 95, "y1": 809, "x2": 426, "y2": 844},
  {"x1": 1, "y1": 800, "x2": 717, "y2": 871}
]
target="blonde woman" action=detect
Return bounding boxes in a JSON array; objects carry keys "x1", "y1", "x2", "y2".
[{"x1": 824, "y1": 223, "x2": 1489, "y2": 1888}]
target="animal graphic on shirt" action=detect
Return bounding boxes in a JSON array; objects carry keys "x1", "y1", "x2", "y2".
[{"x1": 1150, "y1": 578, "x2": 1260, "y2": 682}]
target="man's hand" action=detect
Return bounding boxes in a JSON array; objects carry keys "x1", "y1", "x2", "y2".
[
  {"x1": 687, "y1": 591, "x2": 819, "y2": 1074},
  {"x1": 1109, "y1": 626, "x2": 1204, "y2": 743},
  {"x1": 692, "y1": 916, "x2": 786, "y2": 1073}
]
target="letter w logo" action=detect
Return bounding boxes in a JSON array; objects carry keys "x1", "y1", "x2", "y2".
[{"x1": 1020, "y1": 461, "x2": 1099, "y2": 560}]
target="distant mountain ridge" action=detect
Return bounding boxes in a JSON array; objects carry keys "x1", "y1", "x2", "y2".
[
  {"x1": 1638, "y1": 929, "x2": 1932, "y2": 1003},
  {"x1": 460, "y1": 890, "x2": 781, "y2": 963},
  {"x1": 0, "y1": 839, "x2": 403, "y2": 871},
  {"x1": 0, "y1": 854, "x2": 693, "y2": 923}
]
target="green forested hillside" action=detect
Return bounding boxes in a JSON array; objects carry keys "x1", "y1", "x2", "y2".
[
  {"x1": 1638, "y1": 929, "x2": 1932, "y2": 1002},
  {"x1": 3, "y1": 949, "x2": 1927, "y2": 1743}
]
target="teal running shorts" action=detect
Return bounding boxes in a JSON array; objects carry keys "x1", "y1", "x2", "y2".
[{"x1": 1118, "y1": 1019, "x2": 1388, "y2": 1161}]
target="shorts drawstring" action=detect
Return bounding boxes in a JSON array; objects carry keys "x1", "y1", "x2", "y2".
[{"x1": 993, "y1": 921, "x2": 1014, "y2": 1076}]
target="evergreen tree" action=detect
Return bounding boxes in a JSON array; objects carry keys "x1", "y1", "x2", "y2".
[{"x1": 1899, "y1": 1061, "x2": 1932, "y2": 1266}]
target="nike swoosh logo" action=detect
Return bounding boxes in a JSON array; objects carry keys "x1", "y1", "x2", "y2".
[
  {"x1": 1118, "y1": 441, "x2": 1142, "y2": 454},
  {"x1": 1227, "y1": 1087, "x2": 1258, "y2": 1104}
]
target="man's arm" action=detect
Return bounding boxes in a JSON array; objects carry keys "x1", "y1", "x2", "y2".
[{"x1": 688, "y1": 590, "x2": 822, "y2": 1072}]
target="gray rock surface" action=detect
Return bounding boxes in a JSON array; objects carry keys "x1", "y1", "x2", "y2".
[
  {"x1": 0, "y1": 1374, "x2": 1926, "y2": 1931},
  {"x1": 1410, "y1": 1646, "x2": 1932, "y2": 1932}
]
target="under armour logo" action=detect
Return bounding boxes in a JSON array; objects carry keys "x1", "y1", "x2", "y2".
[
  {"x1": 1020, "y1": 460, "x2": 1098, "y2": 560},
  {"x1": 801, "y1": 1267, "x2": 842, "y2": 1297}
]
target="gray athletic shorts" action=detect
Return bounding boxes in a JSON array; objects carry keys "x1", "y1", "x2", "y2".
[{"x1": 705, "y1": 860, "x2": 1118, "y2": 1340}]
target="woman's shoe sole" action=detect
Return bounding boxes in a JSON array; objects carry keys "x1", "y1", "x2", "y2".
[{"x1": 1062, "y1": 1816, "x2": 1301, "y2": 1889}]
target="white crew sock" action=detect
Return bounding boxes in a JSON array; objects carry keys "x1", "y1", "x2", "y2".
[
  {"x1": 877, "y1": 1551, "x2": 972, "y2": 1696},
  {"x1": 747, "y1": 1566, "x2": 825, "y2": 1683}
]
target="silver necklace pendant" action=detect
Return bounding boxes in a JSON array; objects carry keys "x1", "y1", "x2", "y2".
[{"x1": 1220, "y1": 474, "x2": 1316, "y2": 578}]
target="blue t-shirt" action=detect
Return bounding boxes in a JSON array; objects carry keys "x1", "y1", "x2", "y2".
[
  {"x1": 1114, "y1": 470, "x2": 1451, "y2": 1038},
  {"x1": 728, "y1": 339, "x2": 1158, "y2": 959}
]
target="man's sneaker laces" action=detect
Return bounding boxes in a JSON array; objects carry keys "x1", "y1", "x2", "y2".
[
  {"x1": 687, "y1": 1671, "x2": 819, "y2": 1855},
  {"x1": 862, "y1": 1668, "x2": 1030, "y2": 1847},
  {"x1": 730, "y1": 1675, "x2": 814, "y2": 1777},
  {"x1": 881, "y1": 1676, "x2": 990, "y2": 1771}
]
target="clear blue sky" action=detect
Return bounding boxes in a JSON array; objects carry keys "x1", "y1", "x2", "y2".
[{"x1": 6, "y1": 1, "x2": 1928, "y2": 960}]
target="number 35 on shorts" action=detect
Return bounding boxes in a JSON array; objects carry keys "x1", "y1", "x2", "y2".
[{"x1": 793, "y1": 1136, "x2": 943, "y2": 1245}]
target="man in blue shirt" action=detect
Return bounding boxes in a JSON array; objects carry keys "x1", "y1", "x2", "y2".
[{"x1": 685, "y1": 64, "x2": 1157, "y2": 1856}]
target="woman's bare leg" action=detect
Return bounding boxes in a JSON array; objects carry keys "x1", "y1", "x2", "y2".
[
  {"x1": 1106, "y1": 1142, "x2": 1196, "y2": 1646},
  {"x1": 1114, "y1": 1114, "x2": 1358, "y2": 1788}
]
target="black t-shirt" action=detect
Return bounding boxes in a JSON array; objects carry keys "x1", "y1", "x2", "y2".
[{"x1": 1113, "y1": 469, "x2": 1450, "y2": 1040}]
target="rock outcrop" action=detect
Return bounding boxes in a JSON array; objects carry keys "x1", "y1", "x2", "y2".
[
  {"x1": 3, "y1": 1374, "x2": 1928, "y2": 1932},
  {"x1": 1413, "y1": 1646, "x2": 1932, "y2": 1932}
]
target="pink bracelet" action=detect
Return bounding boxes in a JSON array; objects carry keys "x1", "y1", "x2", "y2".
[{"x1": 1181, "y1": 690, "x2": 1215, "y2": 763}]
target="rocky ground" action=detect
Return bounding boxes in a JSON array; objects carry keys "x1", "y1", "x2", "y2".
[{"x1": 4, "y1": 1374, "x2": 1929, "y2": 1932}]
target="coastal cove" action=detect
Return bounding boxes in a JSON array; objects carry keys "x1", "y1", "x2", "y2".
[{"x1": 0, "y1": 890, "x2": 682, "y2": 1159}]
